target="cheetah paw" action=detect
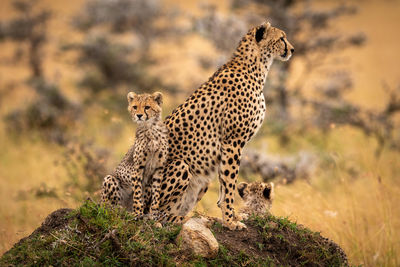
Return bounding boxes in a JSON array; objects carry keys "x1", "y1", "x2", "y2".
[
  {"x1": 235, "y1": 213, "x2": 249, "y2": 221},
  {"x1": 143, "y1": 212, "x2": 160, "y2": 221},
  {"x1": 239, "y1": 213, "x2": 249, "y2": 221},
  {"x1": 223, "y1": 220, "x2": 247, "y2": 231},
  {"x1": 154, "y1": 222, "x2": 162, "y2": 228}
]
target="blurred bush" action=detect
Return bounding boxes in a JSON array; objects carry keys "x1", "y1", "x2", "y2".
[
  {"x1": 0, "y1": 0, "x2": 50, "y2": 78},
  {"x1": 5, "y1": 79, "x2": 80, "y2": 144},
  {"x1": 1, "y1": 0, "x2": 399, "y2": 197},
  {"x1": 65, "y1": 0, "x2": 182, "y2": 97},
  {"x1": 193, "y1": 0, "x2": 400, "y2": 158}
]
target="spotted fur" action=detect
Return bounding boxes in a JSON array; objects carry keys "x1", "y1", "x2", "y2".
[
  {"x1": 237, "y1": 181, "x2": 274, "y2": 219},
  {"x1": 154, "y1": 22, "x2": 294, "y2": 229},
  {"x1": 101, "y1": 92, "x2": 168, "y2": 220}
]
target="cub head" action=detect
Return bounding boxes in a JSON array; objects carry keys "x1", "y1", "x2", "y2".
[
  {"x1": 127, "y1": 91, "x2": 163, "y2": 123},
  {"x1": 252, "y1": 21, "x2": 294, "y2": 62},
  {"x1": 238, "y1": 181, "x2": 274, "y2": 212}
]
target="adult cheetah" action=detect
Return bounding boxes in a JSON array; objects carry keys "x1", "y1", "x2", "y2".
[{"x1": 157, "y1": 21, "x2": 294, "y2": 229}]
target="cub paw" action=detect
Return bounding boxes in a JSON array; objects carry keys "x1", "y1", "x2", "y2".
[
  {"x1": 235, "y1": 212, "x2": 249, "y2": 221},
  {"x1": 144, "y1": 212, "x2": 160, "y2": 221},
  {"x1": 239, "y1": 213, "x2": 249, "y2": 221},
  {"x1": 154, "y1": 222, "x2": 162, "y2": 228},
  {"x1": 131, "y1": 210, "x2": 144, "y2": 220}
]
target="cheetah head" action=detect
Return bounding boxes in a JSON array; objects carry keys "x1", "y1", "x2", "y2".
[
  {"x1": 127, "y1": 92, "x2": 163, "y2": 123},
  {"x1": 238, "y1": 181, "x2": 274, "y2": 213},
  {"x1": 253, "y1": 21, "x2": 294, "y2": 62}
]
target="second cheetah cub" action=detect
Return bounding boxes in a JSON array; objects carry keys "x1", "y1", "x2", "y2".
[{"x1": 237, "y1": 181, "x2": 274, "y2": 220}]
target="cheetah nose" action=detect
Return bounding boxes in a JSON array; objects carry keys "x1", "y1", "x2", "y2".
[
  {"x1": 137, "y1": 114, "x2": 143, "y2": 120},
  {"x1": 290, "y1": 48, "x2": 294, "y2": 54}
]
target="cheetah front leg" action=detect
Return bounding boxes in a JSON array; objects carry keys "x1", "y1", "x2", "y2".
[
  {"x1": 217, "y1": 141, "x2": 246, "y2": 230},
  {"x1": 148, "y1": 167, "x2": 163, "y2": 220},
  {"x1": 130, "y1": 167, "x2": 145, "y2": 217}
]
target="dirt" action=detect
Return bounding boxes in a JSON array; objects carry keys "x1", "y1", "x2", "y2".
[
  {"x1": 1, "y1": 205, "x2": 348, "y2": 266},
  {"x1": 213, "y1": 220, "x2": 267, "y2": 258},
  {"x1": 212, "y1": 219, "x2": 348, "y2": 266}
]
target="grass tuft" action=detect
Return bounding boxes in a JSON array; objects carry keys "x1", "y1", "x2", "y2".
[{"x1": 0, "y1": 201, "x2": 349, "y2": 266}]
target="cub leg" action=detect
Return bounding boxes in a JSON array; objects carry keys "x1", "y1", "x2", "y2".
[
  {"x1": 148, "y1": 167, "x2": 163, "y2": 219},
  {"x1": 101, "y1": 175, "x2": 121, "y2": 205},
  {"x1": 130, "y1": 168, "x2": 145, "y2": 217}
]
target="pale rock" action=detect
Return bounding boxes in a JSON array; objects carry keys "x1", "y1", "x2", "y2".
[{"x1": 178, "y1": 217, "x2": 219, "y2": 258}]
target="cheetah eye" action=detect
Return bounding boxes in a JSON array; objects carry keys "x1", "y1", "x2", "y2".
[
  {"x1": 132, "y1": 105, "x2": 137, "y2": 109},
  {"x1": 144, "y1": 106, "x2": 150, "y2": 110},
  {"x1": 280, "y1": 37, "x2": 285, "y2": 42}
]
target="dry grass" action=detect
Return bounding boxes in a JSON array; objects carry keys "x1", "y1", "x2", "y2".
[
  {"x1": 194, "y1": 128, "x2": 400, "y2": 266},
  {"x1": 1, "y1": 122, "x2": 399, "y2": 266},
  {"x1": 0, "y1": 125, "x2": 80, "y2": 254},
  {"x1": 1, "y1": 0, "x2": 400, "y2": 266},
  {"x1": 270, "y1": 131, "x2": 400, "y2": 266}
]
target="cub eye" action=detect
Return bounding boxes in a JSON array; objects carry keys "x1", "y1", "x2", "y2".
[
  {"x1": 144, "y1": 106, "x2": 150, "y2": 110},
  {"x1": 132, "y1": 105, "x2": 137, "y2": 109}
]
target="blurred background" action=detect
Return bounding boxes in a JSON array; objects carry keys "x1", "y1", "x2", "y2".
[{"x1": 0, "y1": 0, "x2": 399, "y2": 265}]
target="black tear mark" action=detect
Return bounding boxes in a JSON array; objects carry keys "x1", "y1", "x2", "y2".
[
  {"x1": 255, "y1": 26, "x2": 265, "y2": 43},
  {"x1": 280, "y1": 37, "x2": 288, "y2": 58}
]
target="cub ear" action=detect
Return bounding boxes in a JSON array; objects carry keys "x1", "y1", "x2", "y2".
[
  {"x1": 263, "y1": 182, "x2": 274, "y2": 199},
  {"x1": 152, "y1": 91, "x2": 163, "y2": 105},
  {"x1": 263, "y1": 187, "x2": 271, "y2": 199},
  {"x1": 127, "y1": 92, "x2": 136, "y2": 103},
  {"x1": 237, "y1": 182, "x2": 248, "y2": 199}
]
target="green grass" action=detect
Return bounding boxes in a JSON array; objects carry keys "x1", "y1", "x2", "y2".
[{"x1": 0, "y1": 201, "x2": 349, "y2": 266}]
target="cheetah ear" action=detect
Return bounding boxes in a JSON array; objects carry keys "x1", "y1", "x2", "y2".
[
  {"x1": 264, "y1": 21, "x2": 271, "y2": 29},
  {"x1": 152, "y1": 91, "x2": 163, "y2": 105},
  {"x1": 263, "y1": 187, "x2": 271, "y2": 199},
  {"x1": 255, "y1": 22, "x2": 271, "y2": 43},
  {"x1": 237, "y1": 182, "x2": 248, "y2": 199},
  {"x1": 255, "y1": 26, "x2": 265, "y2": 43},
  {"x1": 127, "y1": 92, "x2": 136, "y2": 103},
  {"x1": 263, "y1": 183, "x2": 274, "y2": 199}
]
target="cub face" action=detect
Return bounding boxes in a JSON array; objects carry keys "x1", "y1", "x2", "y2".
[
  {"x1": 253, "y1": 22, "x2": 294, "y2": 62},
  {"x1": 238, "y1": 181, "x2": 274, "y2": 212},
  {"x1": 127, "y1": 92, "x2": 163, "y2": 123}
]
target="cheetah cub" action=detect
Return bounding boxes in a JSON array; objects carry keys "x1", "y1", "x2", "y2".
[
  {"x1": 101, "y1": 92, "x2": 168, "y2": 219},
  {"x1": 237, "y1": 181, "x2": 274, "y2": 220}
]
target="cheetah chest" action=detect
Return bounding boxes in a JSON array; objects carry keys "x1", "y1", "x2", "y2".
[
  {"x1": 143, "y1": 141, "x2": 163, "y2": 177},
  {"x1": 250, "y1": 91, "x2": 267, "y2": 138}
]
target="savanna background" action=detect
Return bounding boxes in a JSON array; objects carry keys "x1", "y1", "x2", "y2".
[{"x1": 0, "y1": 0, "x2": 399, "y2": 265}]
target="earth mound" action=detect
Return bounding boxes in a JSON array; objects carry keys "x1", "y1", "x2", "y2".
[{"x1": 0, "y1": 201, "x2": 348, "y2": 266}]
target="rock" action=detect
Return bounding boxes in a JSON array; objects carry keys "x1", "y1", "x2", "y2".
[{"x1": 178, "y1": 217, "x2": 219, "y2": 258}]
